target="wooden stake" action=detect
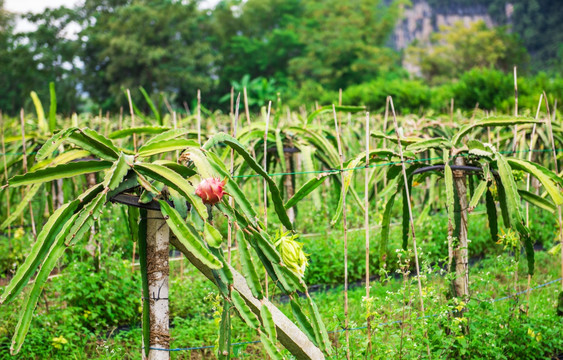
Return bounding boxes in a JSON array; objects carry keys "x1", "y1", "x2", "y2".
[
  {"x1": 126, "y1": 89, "x2": 137, "y2": 152},
  {"x1": 364, "y1": 112, "x2": 373, "y2": 356},
  {"x1": 514, "y1": 66, "x2": 518, "y2": 117},
  {"x1": 243, "y1": 87, "x2": 251, "y2": 127},
  {"x1": 197, "y1": 89, "x2": 202, "y2": 145},
  {"x1": 20, "y1": 109, "x2": 36, "y2": 238},
  {"x1": 450, "y1": 98, "x2": 454, "y2": 124},
  {"x1": 230, "y1": 87, "x2": 234, "y2": 116},
  {"x1": 0, "y1": 112, "x2": 11, "y2": 238},
  {"x1": 543, "y1": 95, "x2": 563, "y2": 291},
  {"x1": 512, "y1": 66, "x2": 518, "y2": 153},
  {"x1": 228, "y1": 94, "x2": 240, "y2": 264},
  {"x1": 98, "y1": 108, "x2": 102, "y2": 132},
  {"x1": 524, "y1": 94, "x2": 543, "y2": 310},
  {"x1": 163, "y1": 97, "x2": 173, "y2": 115},
  {"x1": 183, "y1": 101, "x2": 191, "y2": 116},
  {"x1": 332, "y1": 105, "x2": 350, "y2": 360},
  {"x1": 131, "y1": 242, "x2": 136, "y2": 274},
  {"x1": 263, "y1": 101, "x2": 272, "y2": 298},
  {"x1": 382, "y1": 97, "x2": 390, "y2": 192},
  {"x1": 243, "y1": 87, "x2": 263, "y2": 212},
  {"x1": 525, "y1": 94, "x2": 544, "y2": 225},
  {"x1": 388, "y1": 96, "x2": 431, "y2": 359},
  {"x1": 104, "y1": 111, "x2": 110, "y2": 137}
]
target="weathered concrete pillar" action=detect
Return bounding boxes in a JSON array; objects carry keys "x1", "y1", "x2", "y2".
[
  {"x1": 453, "y1": 157, "x2": 469, "y2": 300},
  {"x1": 144, "y1": 210, "x2": 170, "y2": 360}
]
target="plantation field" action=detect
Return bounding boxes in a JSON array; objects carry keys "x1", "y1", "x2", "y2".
[
  {"x1": 0, "y1": 203, "x2": 561, "y2": 359},
  {"x1": 0, "y1": 91, "x2": 562, "y2": 359}
]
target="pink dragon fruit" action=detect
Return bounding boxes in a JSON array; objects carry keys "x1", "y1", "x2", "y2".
[{"x1": 196, "y1": 178, "x2": 226, "y2": 205}]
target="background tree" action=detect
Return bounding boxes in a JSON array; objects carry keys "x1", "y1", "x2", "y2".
[
  {"x1": 79, "y1": 0, "x2": 219, "y2": 111},
  {"x1": 211, "y1": 0, "x2": 304, "y2": 103},
  {"x1": 288, "y1": 0, "x2": 403, "y2": 90},
  {"x1": 406, "y1": 20, "x2": 529, "y2": 85},
  {"x1": 0, "y1": 3, "x2": 82, "y2": 114},
  {"x1": 0, "y1": 2, "x2": 38, "y2": 114},
  {"x1": 24, "y1": 7, "x2": 82, "y2": 114}
]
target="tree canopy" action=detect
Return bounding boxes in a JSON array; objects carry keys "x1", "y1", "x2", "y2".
[
  {"x1": 0, "y1": 0, "x2": 560, "y2": 115},
  {"x1": 406, "y1": 20, "x2": 529, "y2": 84}
]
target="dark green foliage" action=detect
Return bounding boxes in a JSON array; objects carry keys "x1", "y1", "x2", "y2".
[
  {"x1": 0, "y1": 5, "x2": 81, "y2": 115},
  {"x1": 452, "y1": 68, "x2": 513, "y2": 111},
  {"x1": 485, "y1": 188, "x2": 498, "y2": 243},
  {"x1": 343, "y1": 76, "x2": 430, "y2": 114},
  {"x1": 138, "y1": 208, "x2": 149, "y2": 357},
  {"x1": 81, "y1": 0, "x2": 219, "y2": 111},
  {"x1": 407, "y1": 20, "x2": 529, "y2": 85},
  {"x1": 1, "y1": 0, "x2": 562, "y2": 114}
]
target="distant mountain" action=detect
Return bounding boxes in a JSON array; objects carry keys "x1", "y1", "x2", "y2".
[{"x1": 392, "y1": 0, "x2": 563, "y2": 72}]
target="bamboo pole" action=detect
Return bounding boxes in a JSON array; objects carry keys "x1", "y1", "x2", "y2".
[
  {"x1": 382, "y1": 97, "x2": 390, "y2": 193},
  {"x1": 0, "y1": 112, "x2": 11, "y2": 238},
  {"x1": 263, "y1": 101, "x2": 272, "y2": 298},
  {"x1": 450, "y1": 98, "x2": 454, "y2": 124},
  {"x1": 230, "y1": 87, "x2": 234, "y2": 116},
  {"x1": 20, "y1": 109, "x2": 36, "y2": 238},
  {"x1": 524, "y1": 94, "x2": 543, "y2": 309},
  {"x1": 332, "y1": 105, "x2": 350, "y2": 360},
  {"x1": 364, "y1": 112, "x2": 372, "y2": 356},
  {"x1": 228, "y1": 94, "x2": 240, "y2": 264},
  {"x1": 512, "y1": 66, "x2": 519, "y2": 153},
  {"x1": 525, "y1": 95, "x2": 544, "y2": 225},
  {"x1": 183, "y1": 101, "x2": 191, "y2": 116},
  {"x1": 244, "y1": 87, "x2": 263, "y2": 211},
  {"x1": 243, "y1": 87, "x2": 251, "y2": 127},
  {"x1": 388, "y1": 96, "x2": 431, "y2": 359},
  {"x1": 104, "y1": 111, "x2": 110, "y2": 137},
  {"x1": 126, "y1": 89, "x2": 137, "y2": 152},
  {"x1": 197, "y1": 89, "x2": 202, "y2": 145},
  {"x1": 542, "y1": 95, "x2": 563, "y2": 291}
]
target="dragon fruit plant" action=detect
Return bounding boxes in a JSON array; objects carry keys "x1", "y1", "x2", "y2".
[{"x1": 0, "y1": 127, "x2": 331, "y2": 359}]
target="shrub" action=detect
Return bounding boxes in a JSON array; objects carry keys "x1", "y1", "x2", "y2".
[
  {"x1": 343, "y1": 77, "x2": 431, "y2": 113},
  {"x1": 452, "y1": 67, "x2": 513, "y2": 111}
]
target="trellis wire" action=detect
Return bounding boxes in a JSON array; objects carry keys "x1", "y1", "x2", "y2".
[
  {"x1": 0, "y1": 148, "x2": 559, "y2": 175},
  {"x1": 1, "y1": 144, "x2": 561, "y2": 353},
  {"x1": 145, "y1": 276, "x2": 562, "y2": 352},
  {"x1": 231, "y1": 148, "x2": 563, "y2": 179}
]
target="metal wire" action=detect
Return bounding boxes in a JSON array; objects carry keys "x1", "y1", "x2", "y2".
[{"x1": 232, "y1": 148, "x2": 563, "y2": 179}]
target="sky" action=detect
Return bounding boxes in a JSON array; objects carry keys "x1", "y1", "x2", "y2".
[
  {"x1": 5, "y1": 0, "x2": 219, "y2": 32},
  {"x1": 4, "y1": 0, "x2": 219, "y2": 13},
  {"x1": 5, "y1": 0, "x2": 79, "y2": 32},
  {"x1": 5, "y1": 0, "x2": 79, "y2": 14}
]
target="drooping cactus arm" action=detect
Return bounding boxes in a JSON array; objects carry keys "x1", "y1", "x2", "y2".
[{"x1": 169, "y1": 235, "x2": 325, "y2": 360}]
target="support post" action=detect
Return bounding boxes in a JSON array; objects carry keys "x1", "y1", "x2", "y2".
[
  {"x1": 452, "y1": 156, "x2": 469, "y2": 300},
  {"x1": 144, "y1": 210, "x2": 170, "y2": 360},
  {"x1": 284, "y1": 150, "x2": 296, "y2": 223}
]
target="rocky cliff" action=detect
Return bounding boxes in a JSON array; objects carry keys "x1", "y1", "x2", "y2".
[{"x1": 391, "y1": 0, "x2": 512, "y2": 49}]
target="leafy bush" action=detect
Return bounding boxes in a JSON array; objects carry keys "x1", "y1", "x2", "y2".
[
  {"x1": 50, "y1": 252, "x2": 140, "y2": 331},
  {"x1": 343, "y1": 77, "x2": 431, "y2": 114},
  {"x1": 0, "y1": 229, "x2": 32, "y2": 278},
  {"x1": 452, "y1": 67, "x2": 513, "y2": 111}
]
